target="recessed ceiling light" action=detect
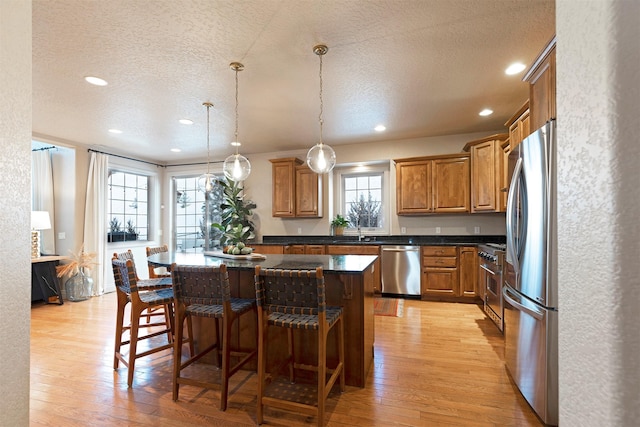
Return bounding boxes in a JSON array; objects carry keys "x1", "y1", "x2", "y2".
[
  {"x1": 374, "y1": 124, "x2": 386, "y2": 132},
  {"x1": 108, "y1": 128, "x2": 122, "y2": 134},
  {"x1": 479, "y1": 109, "x2": 493, "y2": 117},
  {"x1": 170, "y1": 148, "x2": 181, "y2": 153},
  {"x1": 179, "y1": 119, "x2": 193, "y2": 125},
  {"x1": 85, "y1": 76, "x2": 108, "y2": 86},
  {"x1": 505, "y1": 63, "x2": 526, "y2": 75}
]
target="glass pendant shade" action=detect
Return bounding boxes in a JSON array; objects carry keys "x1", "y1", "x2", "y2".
[
  {"x1": 197, "y1": 172, "x2": 217, "y2": 193},
  {"x1": 223, "y1": 153, "x2": 251, "y2": 181},
  {"x1": 306, "y1": 142, "x2": 336, "y2": 174}
]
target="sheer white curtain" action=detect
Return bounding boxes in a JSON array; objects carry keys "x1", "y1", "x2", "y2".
[
  {"x1": 84, "y1": 152, "x2": 108, "y2": 296},
  {"x1": 32, "y1": 149, "x2": 56, "y2": 254}
]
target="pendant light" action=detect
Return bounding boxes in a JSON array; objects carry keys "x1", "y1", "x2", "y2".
[
  {"x1": 223, "y1": 62, "x2": 251, "y2": 181},
  {"x1": 197, "y1": 102, "x2": 216, "y2": 192},
  {"x1": 306, "y1": 44, "x2": 336, "y2": 174}
]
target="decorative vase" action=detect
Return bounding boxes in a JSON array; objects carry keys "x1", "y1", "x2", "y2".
[{"x1": 65, "y1": 269, "x2": 93, "y2": 302}]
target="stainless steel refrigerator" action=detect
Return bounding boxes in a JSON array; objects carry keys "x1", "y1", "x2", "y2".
[{"x1": 504, "y1": 120, "x2": 558, "y2": 426}]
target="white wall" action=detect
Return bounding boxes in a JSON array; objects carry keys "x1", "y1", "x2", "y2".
[
  {"x1": 557, "y1": 0, "x2": 640, "y2": 424},
  {"x1": 0, "y1": 1, "x2": 31, "y2": 425}
]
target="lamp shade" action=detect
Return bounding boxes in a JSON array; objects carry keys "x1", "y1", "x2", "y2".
[{"x1": 31, "y1": 211, "x2": 51, "y2": 230}]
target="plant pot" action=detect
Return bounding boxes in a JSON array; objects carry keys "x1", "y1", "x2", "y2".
[
  {"x1": 334, "y1": 226, "x2": 345, "y2": 236},
  {"x1": 108, "y1": 231, "x2": 138, "y2": 242}
]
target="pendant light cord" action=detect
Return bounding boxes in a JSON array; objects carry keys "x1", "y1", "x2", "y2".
[
  {"x1": 204, "y1": 102, "x2": 212, "y2": 174},
  {"x1": 318, "y1": 51, "x2": 324, "y2": 146},
  {"x1": 235, "y1": 66, "x2": 240, "y2": 155}
]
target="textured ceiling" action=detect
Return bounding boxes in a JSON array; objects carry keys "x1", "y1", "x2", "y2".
[{"x1": 32, "y1": 0, "x2": 555, "y2": 163}]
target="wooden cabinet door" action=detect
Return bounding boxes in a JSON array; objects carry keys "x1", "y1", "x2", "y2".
[
  {"x1": 471, "y1": 138, "x2": 504, "y2": 212},
  {"x1": 304, "y1": 245, "x2": 325, "y2": 255},
  {"x1": 421, "y1": 268, "x2": 458, "y2": 297},
  {"x1": 526, "y1": 40, "x2": 556, "y2": 131},
  {"x1": 458, "y1": 246, "x2": 478, "y2": 298},
  {"x1": 500, "y1": 139, "x2": 511, "y2": 212},
  {"x1": 396, "y1": 160, "x2": 432, "y2": 214},
  {"x1": 432, "y1": 155, "x2": 470, "y2": 213},
  {"x1": 270, "y1": 158, "x2": 301, "y2": 217},
  {"x1": 295, "y1": 166, "x2": 321, "y2": 217},
  {"x1": 285, "y1": 245, "x2": 305, "y2": 254}
]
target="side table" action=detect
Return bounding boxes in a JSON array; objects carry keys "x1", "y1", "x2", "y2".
[{"x1": 31, "y1": 255, "x2": 66, "y2": 305}]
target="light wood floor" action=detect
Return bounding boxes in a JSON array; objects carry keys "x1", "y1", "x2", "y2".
[{"x1": 30, "y1": 293, "x2": 542, "y2": 426}]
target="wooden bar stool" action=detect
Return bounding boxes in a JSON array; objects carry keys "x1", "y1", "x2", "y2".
[
  {"x1": 254, "y1": 266, "x2": 345, "y2": 426},
  {"x1": 171, "y1": 263, "x2": 257, "y2": 411},
  {"x1": 111, "y1": 258, "x2": 185, "y2": 388},
  {"x1": 114, "y1": 249, "x2": 172, "y2": 325},
  {"x1": 146, "y1": 244, "x2": 171, "y2": 278}
]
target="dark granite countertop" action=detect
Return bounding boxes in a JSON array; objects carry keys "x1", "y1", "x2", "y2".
[
  {"x1": 258, "y1": 235, "x2": 505, "y2": 246},
  {"x1": 148, "y1": 252, "x2": 377, "y2": 274}
]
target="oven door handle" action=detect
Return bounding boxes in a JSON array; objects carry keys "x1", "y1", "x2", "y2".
[{"x1": 480, "y1": 264, "x2": 498, "y2": 276}]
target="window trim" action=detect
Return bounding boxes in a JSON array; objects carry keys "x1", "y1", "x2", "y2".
[
  {"x1": 107, "y1": 165, "x2": 156, "y2": 245},
  {"x1": 333, "y1": 163, "x2": 390, "y2": 236}
]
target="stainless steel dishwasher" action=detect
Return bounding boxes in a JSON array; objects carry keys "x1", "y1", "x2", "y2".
[{"x1": 381, "y1": 245, "x2": 421, "y2": 296}]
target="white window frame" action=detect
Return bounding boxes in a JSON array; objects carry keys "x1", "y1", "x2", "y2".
[
  {"x1": 333, "y1": 163, "x2": 390, "y2": 236},
  {"x1": 172, "y1": 174, "x2": 225, "y2": 252},
  {"x1": 107, "y1": 169, "x2": 152, "y2": 243}
]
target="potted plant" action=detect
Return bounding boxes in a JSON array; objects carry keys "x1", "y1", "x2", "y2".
[
  {"x1": 212, "y1": 177, "x2": 257, "y2": 255},
  {"x1": 108, "y1": 218, "x2": 125, "y2": 242},
  {"x1": 125, "y1": 219, "x2": 138, "y2": 241},
  {"x1": 331, "y1": 214, "x2": 349, "y2": 236}
]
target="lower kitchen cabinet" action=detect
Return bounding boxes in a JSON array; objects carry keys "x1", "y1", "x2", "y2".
[
  {"x1": 458, "y1": 246, "x2": 478, "y2": 298},
  {"x1": 421, "y1": 245, "x2": 479, "y2": 301},
  {"x1": 421, "y1": 246, "x2": 458, "y2": 298},
  {"x1": 249, "y1": 244, "x2": 285, "y2": 254},
  {"x1": 285, "y1": 244, "x2": 325, "y2": 255}
]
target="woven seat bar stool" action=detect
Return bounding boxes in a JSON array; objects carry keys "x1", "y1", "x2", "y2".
[
  {"x1": 111, "y1": 258, "x2": 187, "y2": 388},
  {"x1": 114, "y1": 249, "x2": 173, "y2": 326},
  {"x1": 171, "y1": 263, "x2": 257, "y2": 411},
  {"x1": 113, "y1": 250, "x2": 172, "y2": 290},
  {"x1": 146, "y1": 244, "x2": 171, "y2": 279},
  {"x1": 254, "y1": 266, "x2": 345, "y2": 426}
]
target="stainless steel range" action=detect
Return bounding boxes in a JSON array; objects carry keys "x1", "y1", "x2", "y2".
[{"x1": 478, "y1": 243, "x2": 506, "y2": 331}]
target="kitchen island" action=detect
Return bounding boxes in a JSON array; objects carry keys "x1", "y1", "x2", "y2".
[{"x1": 148, "y1": 252, "x2": 377, "y2": 387}]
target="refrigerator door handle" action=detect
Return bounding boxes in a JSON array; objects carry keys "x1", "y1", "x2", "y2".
[
  {"x1": 506, "y1": 157, "x2": 523, "y2": 274},
  {"x1": 503, "y1": 286, "x2": 544, "y2": 321}
]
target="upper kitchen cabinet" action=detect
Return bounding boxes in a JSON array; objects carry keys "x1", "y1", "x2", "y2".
[
  {"x1": 395, "y1": 153, "x2": 470, "y2": 215},
  {"x1": 502, "y1": 101, "x2": 530, "y2": 211},
  {"x1": 395, "y1": 158, "x2": 432, "y2": 214},
  {"x1": 269, "y1": 157, "x2": 322, "y2": 218},
  {"x1": 463, "y1": 134, "x2": 508, "y2": 213},
  {"x1": 505, "y1": 100, "x2": 531, "y2": 150},
  {"x1": 524, "y1": 36, "x2": 556, "y2": 132},
  {"x1": 432, "y1": 155, "x2": 470, "y2": 213},
  {"x1": 295, "y1": 164, "x2": 322, "y2": 217}
]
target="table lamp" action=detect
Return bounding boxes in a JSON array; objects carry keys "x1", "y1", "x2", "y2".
[{"x1": 31, "y1": 211, "x2": 51, "y2": 258}]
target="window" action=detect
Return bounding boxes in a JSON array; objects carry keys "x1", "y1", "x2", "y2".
[
  {"x1": 173, "y1": 176, "x2": 224, "y2": 252},
  {"x1": 108, "y1": 171, "x2": 149, "y2": 242},
  {"x1": 336, "y1": 163, "x2": 390, "y2": 234}
]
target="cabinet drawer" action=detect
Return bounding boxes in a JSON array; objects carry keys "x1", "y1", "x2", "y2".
[
  {"x1": 424, "y1": 256, "x2": 457, "y2": 268},
  {"x1": 422, "y1": 246, "x2": 457, "y2": 257}
]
